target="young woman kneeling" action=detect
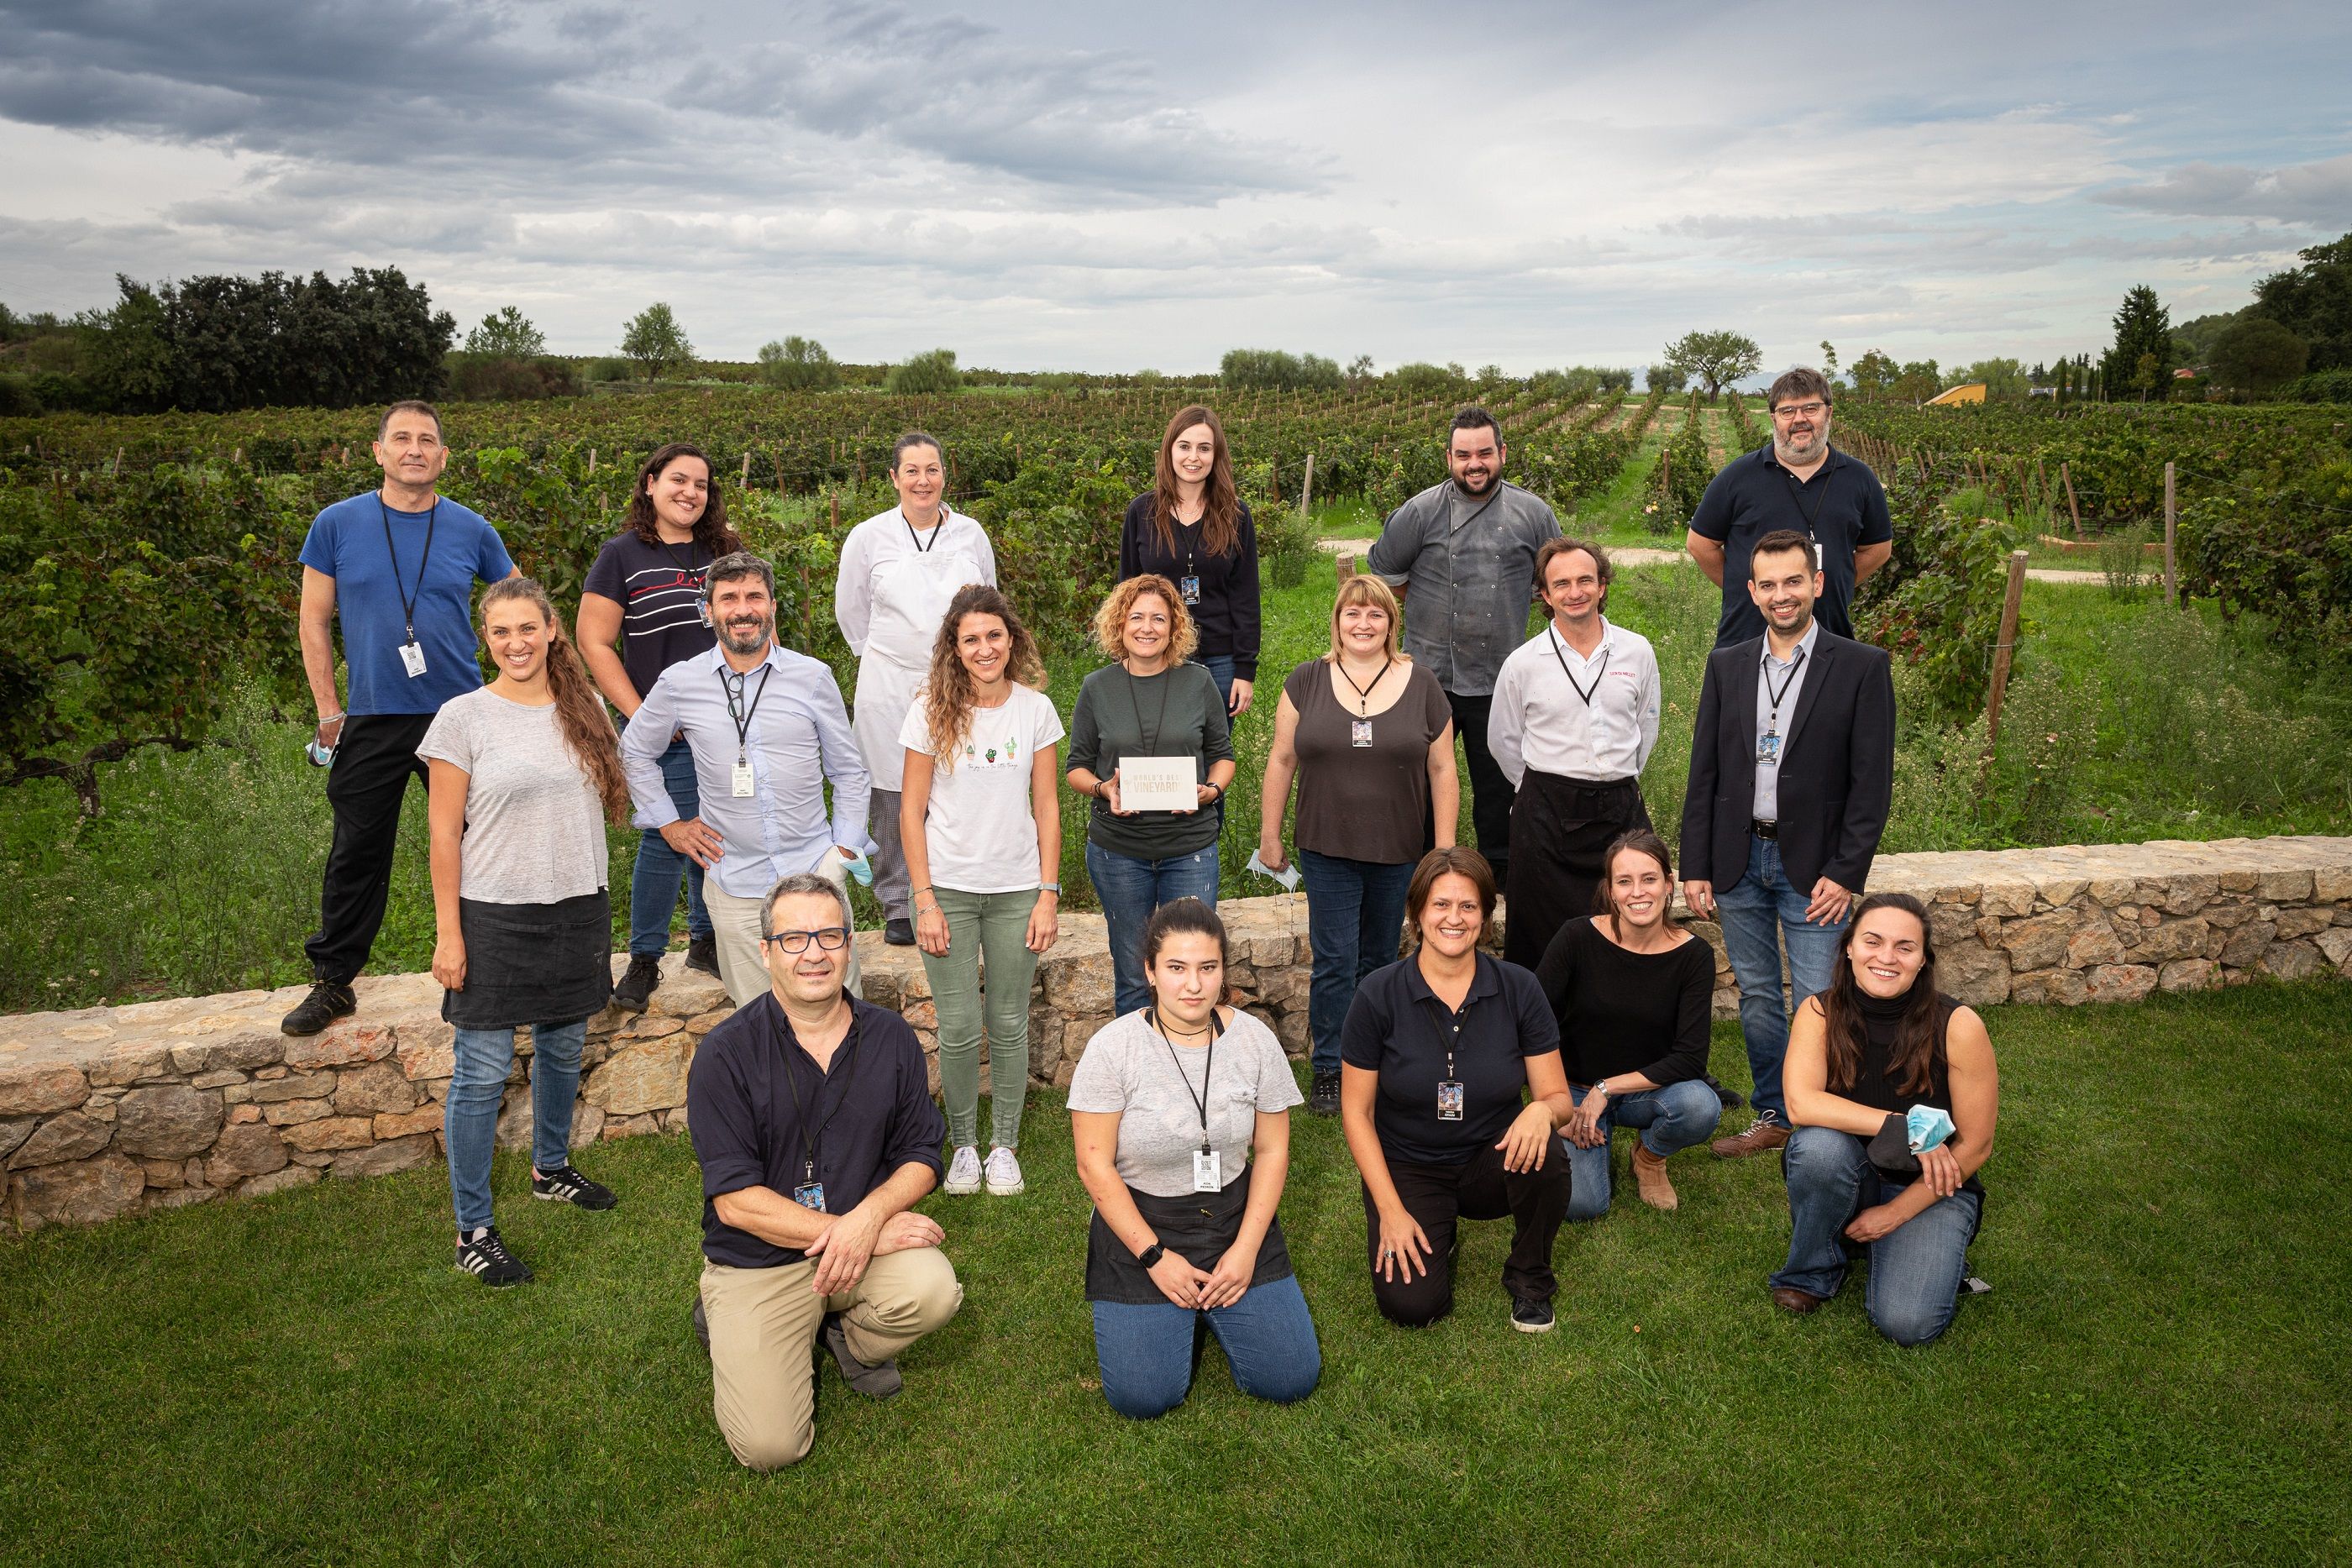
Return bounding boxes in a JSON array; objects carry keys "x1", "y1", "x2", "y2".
[
  {"x1": 1068, "y1": 899, "x2": 1321, "y2": 1419},
  {"x1": 1771, "y1": 893, "x2": 1999, "y2": 1345}
]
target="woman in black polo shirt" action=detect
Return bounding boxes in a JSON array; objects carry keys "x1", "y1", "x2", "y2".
[
  {"x1": 1119, "y1": 405, "x2": 1260, "y2": 716},
  {"x1": 1339, "y1": 847, "x2": 1574, "y2": 1332}
]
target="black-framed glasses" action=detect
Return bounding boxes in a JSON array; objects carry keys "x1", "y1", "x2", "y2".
[
  {"x1": 761, "y1": 927, "x2": 850, "y2": 952},
  {"x1": 1772, "y1": 401, "x2": 1829, "y2": 420}
]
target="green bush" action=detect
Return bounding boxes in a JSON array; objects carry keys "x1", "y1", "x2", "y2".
[
  {"x1": 1256, "y1": 501, "x2": 1318, "y2": 590},
  {"x1": 885, "y1": 349, "x2": 962, "y2": 397},
  {"x1": 2177, "y1": 458, "x2": 2352, "y2": 647},
  {"x1": 1856, "y1": 482, "x2": 2023, "y2": 719}
]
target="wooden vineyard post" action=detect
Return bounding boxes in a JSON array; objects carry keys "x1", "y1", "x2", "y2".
[
  {"x1": 2163, "y1": 460, "x2": 2178, "y2": 607},
  {"x1": 1337, "y1": 552, "x2": 1356, "y2": 587},
  {"x1": 829, "y1": 491, "x2": 840, "y2": 532},
  {"x1": 2060, "y1": 461, "x2": 2082, "y2": 538},
  {"x1": 1658, "y1": 448, "x2": 1670, "y2": 503},
  {"x1": 740, "y1": 450, "x2": 751, "y2": 487},
  {"x1": 588, "y1": 448, "x2": 596, "y2": 476},
  {"x1": 1300, "y1": 452, "x2": 1315, "y2": 520},
  {"x1": 1983, "y1": 549, "x2": 2029, "y2": 751},
  {"x1": 1271, "y1": 454, "x2": 1281, "y2": 508}
]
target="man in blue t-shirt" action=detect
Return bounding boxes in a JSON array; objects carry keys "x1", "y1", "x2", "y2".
[{"x1": 282, "y1": 400, "x2": 517, "y2": 1036}]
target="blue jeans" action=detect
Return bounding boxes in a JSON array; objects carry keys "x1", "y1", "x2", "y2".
[
  {"x1": 1299, "y1": 849, "x2": 1415, "y2": 1074},
  {"x1": 1772, "y1": 1125, "x2": 1982, "y2": 1346},
  {"x1": 1091, "y1": 1272, "x2": 1321, "y2": 1419},
  {"x1": 444, "y1": 1020, "x2": 586, "y2": 1232},
  {"x1": 1195, "y1": 653, "x2": 1238, "y2": 711},
  {"x1": 1086, "y1": 841, "x2": 1221, "y2": 1017},
  {"x1": 623, "y1": 726, "x2": 712, "y2": 957},
  {"x1": 1714, "y1": 837, "x2": 1847, "y2": 1123},
  {"x1": 1562, "y1": 1078, "x2": 1724, "y2": 1220}
]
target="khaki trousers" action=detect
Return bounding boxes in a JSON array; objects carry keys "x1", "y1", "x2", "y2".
[
  {"x1": 704, "y1": 852, "x2": 861, "y2": 1009},
  {"x1": 701, "y1": 1247, "x2": 963, "y2": 1471}
]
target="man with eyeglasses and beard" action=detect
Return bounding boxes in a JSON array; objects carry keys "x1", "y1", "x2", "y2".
[
  {"x1": 1686, "y1": 368, "x2": 1893, "y2": 648},
  {"x1": 686, "y1": 871, "x2": 961, "y2": 1471},
  {"x1": 619, "y1": 552, "x2": 875, "y2": 1008}
]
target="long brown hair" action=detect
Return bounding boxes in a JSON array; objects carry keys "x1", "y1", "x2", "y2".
[
  {"x1": 483, "y1": 578, "x2": 630, "y2": 823},
  {"x1": 1593, "y1": 829, "x2": 1676, "y2": 942},
  {"x1": 1821, "y1": 892, "x2": 1944, "y2": 1096},
  {"x1": 1151, "y1": 405, "x2": 1242, "y2": 560},
  {"x1": 626, "y1": 442, "x2": 743, "y2": 557},
  {"x1": 921, "y1": 585, "x2": 1047, "y2": 774}
]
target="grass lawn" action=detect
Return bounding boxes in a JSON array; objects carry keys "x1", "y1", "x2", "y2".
[{"x1": 2, "y1": 982, "x2": 2346, "y2": 1564}]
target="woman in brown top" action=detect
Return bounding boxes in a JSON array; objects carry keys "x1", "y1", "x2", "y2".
[{"x1": 1258, "y1": 574, "x2": 1457, "y2": 1116}]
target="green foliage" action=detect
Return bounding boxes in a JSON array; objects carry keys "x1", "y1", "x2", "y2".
[
  {"x1": 1220, "y1": 349, "x2": 1342, "y2": 393},
  {"x1": 1255, "y1": 500, "x2": 1318, "y2": 590},
  {"x1": 757, "y1": 335, "x2": 842, "y2": 391},
  {"x1": 1660, "y1": 330, "x2": 1761, "y2": 397},
  {"x1": 618, "y1": 303, "x2": 696, "y2": 383},
  {"x1": 2102, "y1": 285, "x2": 2176, "y2": 402},
  {"x1": 1846, "y1": 349, "x2": 1896, "y2": 398},
  {"x1": 1856, "y1": 481, "x2": 2023, "y2": 719},
  {"x1": 964, "y1": 457, "x2": 1131, "y2": 657},
  {"x1": 2253, "y1": 231, "x2": 2352, "y2": 372},
  {"x1": 2177, "y1": 458, "x2": 2352, "y2": 649},
  {"x1": 78, "y1": 275, "x2": 174, "y2": 412},
  {"x1": 1642, "y1": 362, "x2": 1688, "y2": 395},
  {"x1": 885, "y1": 348, "x2": 962, "y2": 397},
  {"x1": 2206, "y1": 315, "x2": 2309, "y2": 394},
  {"x1": 445, "y1": 354, "x2": 580, "y2": 402},
  {"x1": 1653, "y1": 399, "x2": 1710, "y2": 529},
  {"x1": 2280, "y1": 367, "x2": 2352, "y2": 403},
  {"x1": 1961, "y1": 358, "x2": 2031, "y2": 399},
  {"x1": 1891, "y1": 359, "x2": 1942, "y2": 404},
  {"x1": 1386, "y1": 362, "x2": 1462, "y2": 399},
  {"x1": 462, "y1": 307, "x2": 546, "y2": 359}
]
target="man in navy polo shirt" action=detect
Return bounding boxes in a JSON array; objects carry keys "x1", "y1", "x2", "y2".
[
  {"x1": 282, "y1": 400, "x2": 517, "y2": 1036},
  {"x1": 1685, "y1": 367, "x2": 1893, "y2": 646}
]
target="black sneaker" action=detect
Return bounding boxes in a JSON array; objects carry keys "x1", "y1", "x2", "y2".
[
  {"x1": 822, "y1": 1310, "x2": 902, "y2": 1398},
  {"x1": 684, "y1": 935, "x2": 721, "y2": 977},
  {"x1": 454, "y1": 1226, "x2": 533, "y2": 1287},
  {"x1": 884, "y1": 918, "x2": 916, "y2": 947},
  {"x1": 1704, "y1": 1072, "x2": 1746, "y2": 1111},
  {"x1": 1510, "y1": 1295, "x2": 1555, "y2": 1334},
  {"x1": 280, "y1": 981, "x2": 356, "y2": 1036},
  {"x1": 613, "y1": 953, "x2": 662, "y2": 1013},
  {"x1": 532, "y1": 1163, "x2": 618, "y2": 1210},
  {"x1": 1310, "y1": 1069, "x2": 1341, "y2": 1117}
]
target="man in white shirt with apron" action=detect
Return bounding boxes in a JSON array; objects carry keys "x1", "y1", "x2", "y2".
[{"x1": 835, "y1": 432, "x2": 999, "y2": 945}]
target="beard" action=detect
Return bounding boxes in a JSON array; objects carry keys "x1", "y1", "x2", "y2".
[
  {"x1": 1452, "y1": 466, "x2": 1499, "y2": 497},
  {"x1": 719, "y1": 614, "x2": 774, "y2": 654},
  {"x1": 1777, "y1": 426, "x2": 1828, "y2": 465}
]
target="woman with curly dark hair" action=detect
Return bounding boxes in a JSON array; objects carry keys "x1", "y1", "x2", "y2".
[
  {"x1": 898, "y1": 584, "x2": 1064, "y2": 1198},
  {"x1": 578, "y1": 443, "x2": 744, "y2": 1013}
]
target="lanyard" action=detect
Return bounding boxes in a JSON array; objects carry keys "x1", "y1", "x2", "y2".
[
  {"x1": 1124, "y1": 666, "x2": 1171, "y2": 756},
  {"x1": 1761, "y1": 647, "x2": 1807, "y2": 732},
  {"x1": 1416, "y1": 957, "x2": 1482, "y2": 1081},
  {"x1": 780, "y1": 1010, "x2": 864, "y2": 1186},
  {"x1": 1149, "y1": 1007, "x2": 1222, "y2": 1154},
  {"x1": 1782, "y1": 463, "x2": 1831, "y2": 535},
  {"x1": 720, "y1": 663, "x2": 774, "y2": 763},
  {"x1": 377, "y1": 496, "x2": 440, "y2": 645},
  {"x1": 904, "y1": 510, "x2": 944, "y2": 554},
  {"x1": 1337, "y1": 655, "x2": 1391, "y2": 715},
  {"x1": 658, "y1": 536, "x2": 706, "y2": 581},
  {"x1": 1546, "y1": 628, "x2": 1610, "y2": 707}
]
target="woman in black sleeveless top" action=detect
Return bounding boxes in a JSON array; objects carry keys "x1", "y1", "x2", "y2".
[{"x1": 1770, "y1": 892, "x2": 1998, "y2": 1345}]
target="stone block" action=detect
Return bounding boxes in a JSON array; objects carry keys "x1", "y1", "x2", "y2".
[
  {"x1": 571, "y1": 1103, "x2": 606, "y2": 1148},
  {"x1": 625, "y1": 1013, "x2": 685, "y2": 1040},
  {"x1": 141, "y1": 1187, "x2": 222, "y2": 1213},
  {"x1": 1979, "y1": 879, "x2": 2038, "y2": 918},
  {"x1": 11, "y1": 1153, "x2": 144, "y2": 1230},
  {"x1": 264, "y1": 1099, "x2": 336, "y2": 1126},
  {"x1": 685, "y1": 1010, "x2": 733, "y2": 1037},
  {"x1": 602, "y1": 1113, "x2": 660, "y2": 1141},
  {"x1": 2160, "y1": 875, "x2": 2220, "y2": 916},
  {"x1": 2010, "y1": 968, "x2": 2088, "y2": 1006},
  {"x1": 189, "y1": 1068, "x2": 247, "y2": 1090},
  {"x1": 332, "y1": 1135, "x2": 436, "y2": 1179},
  {"x1": 281, "y1": 1021, "x2": 397, "y2": 1072},
  {"x1": 0, "y1": 1116, "x2": 34, "y2": 1165},
  {"x1": 242, "y1": 1165, "x2": 322, "y2": 1198},
  {"x1": 1936, "y1": 939, "x2": 2011, "y2": 1007},
  {"x1": 225, "y1": 1104, "x2": 260, "y2": 1125},
  {"x1": 2064, "y1": 917, "x2": 2125, "y2": 968},
  {"x1": 2262, "y1": 942, "x2": 2327, "y2": 983},
  {"x1": 2218, "y1": 920, "x2": 2277, "y2": 969},
  {"x1": 903, "y1": 1000, "x2": 938, "y2": 1031},
  {"x1": 165, "y1": 1024, "x2": 285, "y2": 1076},
  {"x1": 236, "y1": 1070, "x2": 338, "y2": 1105},
  {"x1": 8, "y1": 1110, "x2": 113, "y2": 1169},
  {"x1": 2205, "y1": 901, "x2": 2256, "y2": 930},
  {"x1": 1932, "y1": 883, "x2": 1982, "y2": 905},
  {"x1": 2158, "y1": 959, "x2": 2218, "y2": 994},
  {"x1": 860, "y1": 971, "x2": 905, "y2": 1010},
  {"x1": 2085, "y1": 965, "x2": 2158, "y2": 1004},
  {"x1": 2001, "y1": 911, "x2": 2077, "y2": 973},
  {"x1": 2133, "y1": 919, "x2": 2210, "y2": 964},
  {"x1": 395, "y1": 1023, "x2": 457, "y2": 1082},
  {"x1": 2034, "y1": 878, "x2": 2087, "y2": 910},
  {"x1": 2315, "y1": 928, "x2": 2352, "y2": 975},
  {"x1": 2273, "y1": 907, "x2": 2334, "y2": 940},
  {"x1": 2312, "y1": 865, "x2": 2352, "y2": 903},
  {"x1": 2256, "y1": 869, "x2": 2314, "y2": 904},
  {"x1": 0, "y1": 1065, "x2": 91, "y2": 1117},
  {"x1": 84, "y1": 1043, "x2": 175, "y2": 1088},
  {"x1": 372, "y1": 1107, "x2": 444, "y2": 1141},
  {"x1": 333, "y1": 1061, "x2": 417, "y2": 1116},
  {"x1": 139, "y1": 1157, "x2": 186, "y2": 1189},
  {"x1": 280, "y1": 1115, "x2": 375, "y2": 1153},
  {"x1": 254, "y1": 1066, "x2": 287, "y2": 1080},
  {"x1": 648, "y1": 969, "x2": 731, "y2": 1019},
  {"x1": 204, "y1": 1123, "x2": 289, "y2": 1185},
  {"x1": 289, "y1": 1150, "x2": 337, "y2": 1167},
  {"x1": 1044, "y1": 952, "x2": 1116, "y2": 1015},
  {"x1": 584, "y1": 1035, "x2": 696, "y2": 1117},
  {"x1": 111, "y1": 1084, "x2": 223, "y2": 1159},
  {"x1": 659, "y1": 1105, "x2": 691, "y2": 1134},
  {"x1": 2087, "y1": 878, "x2": 2136, "y2": 908}
]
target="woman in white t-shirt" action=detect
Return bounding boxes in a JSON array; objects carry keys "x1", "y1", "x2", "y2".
[
  {"x1": 419, "y1": 577, "x2": 632, "y2": 1288},
  {"x1": 899, "y1": 585, "x2": 1064, "y2": 1198},
  {"x1": 1068, "y1": 898, "x2": 1320, "y2": 1419}
]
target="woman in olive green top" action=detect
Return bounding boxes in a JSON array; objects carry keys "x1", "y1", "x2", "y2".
[{"x1": 1067, "y1": 574, "x2": 1236, "y2": 1017}]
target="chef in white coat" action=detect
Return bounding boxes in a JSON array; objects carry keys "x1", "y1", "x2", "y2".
[{"x1": 835, "y1": 432, "x2": 1000, "y2": 945}]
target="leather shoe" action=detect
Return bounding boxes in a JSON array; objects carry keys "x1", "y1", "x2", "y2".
[
  {"x1": 1771, "y1": 1286, "x2": 1827, "y2": 1315},
  {"x1": 885, "y1": 918, "x2": 916, "y2": 947},
  {"x1": 1632, "y1": 1141, "x2": 1679, "y2": 1210},
  {"x1": 1711, "y1": 1116, "x2": 1790, "y2": 1159}
]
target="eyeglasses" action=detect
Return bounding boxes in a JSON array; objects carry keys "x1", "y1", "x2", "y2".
[
  {"x1": 1772, "y1": 401, "x2": 1829, "y2": 420},
  {"x1": 761, "y1": 927, "x2": 850, "y2": 952}
]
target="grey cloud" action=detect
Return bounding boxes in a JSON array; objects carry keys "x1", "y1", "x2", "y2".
[{"x1": 2097, "y1": 155, "x2": 2352, "y2": 223}]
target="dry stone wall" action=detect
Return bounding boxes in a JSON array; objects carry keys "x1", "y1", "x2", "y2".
[{"x1": 4, "y1": 836, "x2": 2347, "y2": 1235}]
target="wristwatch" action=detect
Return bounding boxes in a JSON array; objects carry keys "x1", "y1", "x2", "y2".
[
  {"x1": 1041, "y1": 881, "x2": 1062, "y2": 894},
  {"x1": 1137, "y1": 1242, "x2": 1166, "y2": 1269}
]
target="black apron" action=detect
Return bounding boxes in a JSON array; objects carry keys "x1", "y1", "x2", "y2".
[
  {"x1": 441, "y1": 889, "x2": 614, "y2": 1030},
  {"x1": 1502, "y1": 771, "x2": 1651, "y2": 971},
  {"x1": 1084, "y1": 1169, "x2": 1297, "y2": 1306}
]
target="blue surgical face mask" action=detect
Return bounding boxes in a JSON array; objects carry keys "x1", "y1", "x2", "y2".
[
  {"x1": 305, "y1": 737, "x2": 338, "y2": 768},
  {"x1": 1907, "y1": 1105, "x2": 1956, "y2": 1154},
  {"x1": 839, "y1": 849, "x2": 874, "y2": 889}
]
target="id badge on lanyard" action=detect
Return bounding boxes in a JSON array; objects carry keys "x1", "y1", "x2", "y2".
[
  {"x1": 1352, "y1": 719, "x2": 1374, "y2": 747},
  {"x1": 1194, "y1": 1147, "x2": 1221, "y2": 1193},
  {"x1": 398, "y1": 641, "x2": 427, "y2": 679},
  {"x1": 1756, "y1": 729, "x2": 1782, "y2": 764},
  {"x1": 1437, "y1": 1080, "x2": 1465, "y2": 1120},
  {"x1": 732, "y1": 756, "x2": 756, "y2": 797},
  {"x1": 1180, "y1": 574, "x2": 1202, "y2": 605}
]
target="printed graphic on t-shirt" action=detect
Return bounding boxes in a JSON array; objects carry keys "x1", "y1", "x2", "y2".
[
  {"x1": 959, "y1": 733, "x2": 1022, "y2": 768},
  {"x1": 621, "y1": 564, "x2": 710, "y2": 638}
]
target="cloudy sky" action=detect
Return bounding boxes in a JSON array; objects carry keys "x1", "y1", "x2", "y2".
[{"x1": 3, "y1": 0, "x2": 2348, "y2": 375}]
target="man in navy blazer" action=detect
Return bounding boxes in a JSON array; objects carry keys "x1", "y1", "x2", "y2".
[{"x1": 1680, "y1": 530, "x2": 1894, "y2": 1156}]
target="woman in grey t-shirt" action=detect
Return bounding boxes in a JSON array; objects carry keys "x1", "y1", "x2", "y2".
[
  {"x1": 418, "y1": 578, "x2": 631, "y2": 1288},
  {"x1": 1067, "y1": 899, "x2": 1320, "y2": 1419}
]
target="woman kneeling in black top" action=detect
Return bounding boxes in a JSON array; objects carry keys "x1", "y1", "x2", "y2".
[
  {"x1": 1772, "y1": 892, "x2": 1998, "y2": 1345},
  {"x1": 1536, "y1": 831, "x2": 1721, "y2": 1217},
  {"x1": 1341, "y1": 847, "x2": 1573, "y2": 1333}
]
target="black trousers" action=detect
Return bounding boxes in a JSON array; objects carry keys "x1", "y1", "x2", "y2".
[
  {"x1": 1501, "y1": 772, "x2": 1653, "y2": 972},
  {"x1": 303, "y1": 713, "x2": 433, "y2": 985},
  {"x1": 1364, "y1": 1140, "x2": 1572, "y2": 1327},
  {"x1": 1445, "y1": 690, "x2": 1513, "y2": 884}
]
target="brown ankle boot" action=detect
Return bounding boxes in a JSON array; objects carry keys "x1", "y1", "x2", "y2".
[{"x1": 1632, "y1": 1141, "x2": 1679, "y2": 1210}]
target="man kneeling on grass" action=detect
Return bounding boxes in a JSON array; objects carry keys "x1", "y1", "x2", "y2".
[{"x1": 686, "y1": 872, "x2": 963, "y2": 1471}]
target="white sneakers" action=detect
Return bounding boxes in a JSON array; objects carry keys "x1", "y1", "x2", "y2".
[
  {"x1": 984, "y1": 1146, "x2": 1025, "y2": 1196},
  {"x1": 945, "y1": 1145, "x2": 1024, "y2": 1195},
  {"x1": 943, "y1": 1146, "x2": 983, "y2": 1195}
]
